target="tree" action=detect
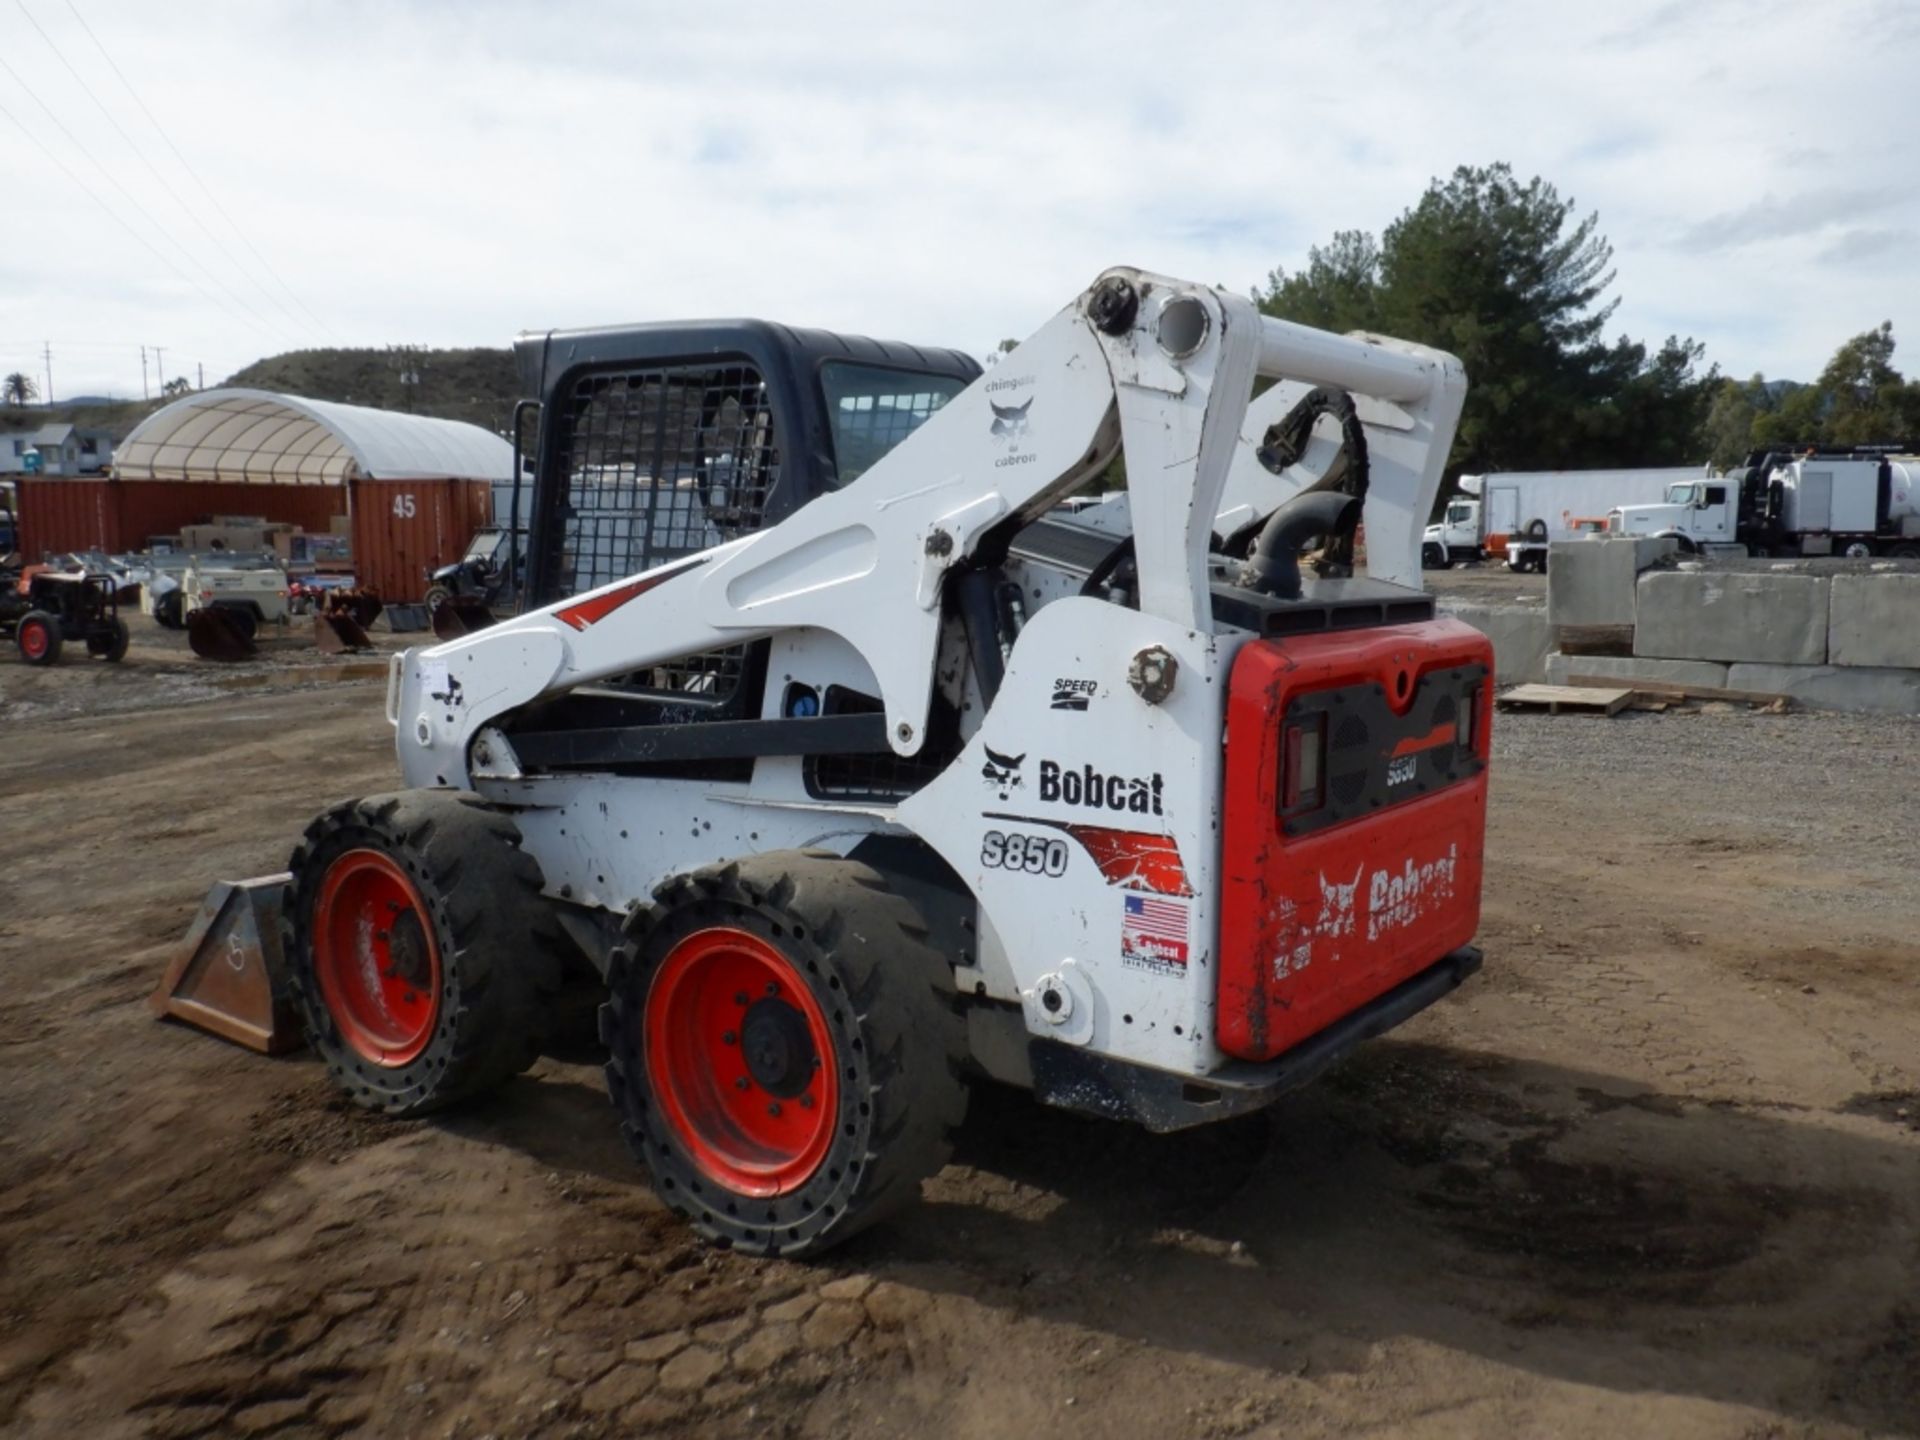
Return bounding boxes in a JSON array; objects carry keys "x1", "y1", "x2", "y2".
[
  {"x1": 3, "y1": 372, "x2": 38, "y2": 408},
  {"x1": 161, "y1": 376, "x2": 193, "y2": 398},
  {"x1": 1257, "y1": 164, "x2": 1716, "y2": 481},
  {"x1": 1716, "y1": 324, "x2": 1920, "y2": 457}
]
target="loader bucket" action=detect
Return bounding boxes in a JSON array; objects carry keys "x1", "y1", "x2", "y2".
[
  {"x1": 187, "y1": 607, "x2": 257, "y2": 661},
  {"x1": 346, "y1": 593, "x2": 384, "y2": 629},
  {"x1": 432, "y1": 595, "x2": 498, "y2": 641},
  {"x1": 149, "y1": 875, "x2": 301, "y2": 1054},
  {"x1": 313, "y1": 610, "x2": 373, "y2": 654},
  {"x1": 383, "y1": 602, "x2": 430, "y2": 633}
]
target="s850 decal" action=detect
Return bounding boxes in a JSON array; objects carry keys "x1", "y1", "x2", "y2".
[{"x1": 981, "y1": 830, "x2": 1070, "y2": 878}]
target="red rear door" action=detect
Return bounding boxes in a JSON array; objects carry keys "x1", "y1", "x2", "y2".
[{"x1": 1217, "y1": 619, "x2": 1492, "y2": 1062}]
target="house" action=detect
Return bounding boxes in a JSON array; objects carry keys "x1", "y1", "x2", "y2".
[{"x1": 0, "y1": 423, "x2": 114, "y2": 477}]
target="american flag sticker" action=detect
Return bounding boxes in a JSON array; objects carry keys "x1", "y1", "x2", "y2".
[{"x1": 1121, "y1": 893, "x2": 1190, "y2": 973}]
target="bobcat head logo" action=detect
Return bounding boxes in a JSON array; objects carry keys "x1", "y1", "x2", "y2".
[
  {"x1": 990, "y1": 398, "x2": 1032, "y2": 441},
  {"x1": 1315, "y1": 864, "x2": 1362, "y2": 938},
  {"x1": 980, "y1": 744, "x2": 1025, "y2": 797}
]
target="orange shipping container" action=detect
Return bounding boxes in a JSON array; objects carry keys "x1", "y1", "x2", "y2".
[
  {"x1": 349, "y1": 478, "x2": 492, "y2": 603},
  {"x1": 15, "y1": 478, "x2": 346, "y2": 558}
]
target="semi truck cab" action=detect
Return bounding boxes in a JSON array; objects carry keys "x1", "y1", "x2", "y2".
[{"x1": 1609, "y1": 480, "x2": 1737, "y2": 550}]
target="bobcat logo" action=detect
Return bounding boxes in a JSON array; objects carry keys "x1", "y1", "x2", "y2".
[
  {"x1": 1315, "y1": 864, "x2": 1362, "y2": 939},
  {"x1": 980, "y1": 745, "x2": 1025, "y2": 797},
  {"x1": 990, "y1": 398, "x2": 1032, "y2": 441}
]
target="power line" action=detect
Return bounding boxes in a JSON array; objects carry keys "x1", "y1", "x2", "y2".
[
  {"x1": 0, "y1": 91, "x2": 281, "y2": 343},
  {"x1": 13, "y1": 0, "x2": 321, "y2": 344},
  {"x1": 0, "y1": 49, "x2": 296, "y2": 347},
  {"x1": 60, "y1": 0, "x2": 340, "y2": 342}
]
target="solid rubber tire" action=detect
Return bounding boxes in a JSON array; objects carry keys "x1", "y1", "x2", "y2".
[
  {"x1": 284, "y1": 789, "x2": 562, "y2": 1116},
  {"x1": 602, "y1": 850, "x2": 968, "y2": 1257}
]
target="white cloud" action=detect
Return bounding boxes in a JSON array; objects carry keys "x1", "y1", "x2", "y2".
[{"x1": 0, "y1": 0, "x2": 1913, "y2": 400}]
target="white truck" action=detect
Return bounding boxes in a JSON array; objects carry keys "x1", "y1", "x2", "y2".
[
  {"x1": 1608, "y1": 449, "x2": 1920, "y2": 558},
  {"x1": 1422, "y1": 466, "x2": 1710, "y2": 572}
]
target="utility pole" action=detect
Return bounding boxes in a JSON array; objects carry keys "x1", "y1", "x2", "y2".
[
  {"x1": 141, "y1": 345, "x2": 149, "y2": 400},
  {"x1": 154, "y1": 346, "x2": 165, "y2": 391},
  {"x1": 197, "y1": 362, "x2": 204, "y2": 391},
  {"x1": 43, "y1": 342, "x2": 52, "y2": 406}
]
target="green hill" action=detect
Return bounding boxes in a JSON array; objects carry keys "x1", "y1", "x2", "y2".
[{"x1": 223, "y1": 346, "x2": 519, "y2": 435}]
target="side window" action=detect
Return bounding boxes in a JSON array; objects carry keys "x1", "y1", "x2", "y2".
[
  {"x1": 549, "y1": 361, "x2": 777, "y2": 597},
  {"x1": 1704, "y1": 485, "x2": 1727, "y2": 505},
  {"x1": 543, "y1": 360, "x2": 779, "y2": 704},
  {"x1": 820, "y1": 363, "x2": 967, "y2": 485}
]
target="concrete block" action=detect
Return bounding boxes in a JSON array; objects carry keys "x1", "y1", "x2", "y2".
[
  {"x1": 1633, "y1": 571, "x2": 1829, "y2": 665},
  {"x1": 1545, "y1": 653, "x2": 1729, "y2": 689},
  {"x1": 1829, "y1": 574, "x2": 1920, "y2": 668},
  {"x1": 1546, "y1": 536, "x2": 1679, "y2": 628},
  {"x1": 1727, "y1": 663, "x2": 1920, "y2": 715},
  {"x1": 1438, "y1": 600, "x2": 1551, "y2": 685}
]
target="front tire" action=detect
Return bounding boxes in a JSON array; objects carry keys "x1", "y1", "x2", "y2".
[
  {"x1": 603, "y1": 851, "x2": 968, "y2": 1257},
  {"x1": 88, "y1": 616, "x2": 130, "y2": 662},
  {"x1": 284, "y1": 790, "x2": 562, "y2": 1116},
  {"x1": 16, "y1": 610, "x2": 61, "y2": 665}
]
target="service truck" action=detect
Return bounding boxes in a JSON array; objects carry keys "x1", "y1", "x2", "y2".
[
  {"x1": 1608, "y1": 447, "x2": 1920, "y2": 558},
  {"x1": 1422, "y1": 466, "x2": 1709, "y2": 571}
]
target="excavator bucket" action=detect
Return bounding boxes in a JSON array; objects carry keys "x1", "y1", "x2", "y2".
[
  {"x1": 187, "y1": 607, "x2": 257, "y2": 661},
  {"x1": 149, "y1": 875, "x2": 302, "y2": 1054},
  {"x1": 313, "y1": 610, "x2": 373, "y2": 653},
  {"x1": 432, "y1": 595, "x2": 498, "y2": 641}
]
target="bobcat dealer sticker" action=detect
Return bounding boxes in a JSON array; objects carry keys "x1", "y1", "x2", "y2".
[{"x1": 1120, "y1": 894, "x2": 1190, "y2": 975}]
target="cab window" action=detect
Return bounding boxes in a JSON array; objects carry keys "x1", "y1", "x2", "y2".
[{"x1": 821, "y1": 363, "x2": 968, "y2": 485}]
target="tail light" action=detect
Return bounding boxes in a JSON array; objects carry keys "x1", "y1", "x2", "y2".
[
  {"x1": 1280, "y1": 713, "x2": 1326, "y2": 816},
  {"x1": 1458, "y1": 690, "x2": 1479, "y2": 759}
]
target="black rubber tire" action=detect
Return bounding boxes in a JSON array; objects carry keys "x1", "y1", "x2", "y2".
[
  {"x1": 88, "y1": 616, "x2": 130, "y2": 662},
  {"x1": 1523, "y1": 518, "x2": 1549, "y2": 542},
  {"x1": 1834, "y1": 538, "x2": 1875, "y2": 560},
  {"x1": 16, "y1": 610, "x2": 61, "y2": 666},
  {"x1": 1420, "y1": 542, "x2": 1445, "y2": 571},
  {"x1": 212, "y1": 604, "x2": 258, "y2": 641},
  {"x1": 284, "y1": 789, "x2": 563, "y2": 1116},
  {"x1": 603, "y1": 850, "x2": 968, "y2": 1257},
  {"x1": 1889, "y1": 542, "x2": 1920, "y2": 560},
  {"x1": 425, "y1": 584, "x2": 453, "y2": 612},
  {"x1": 153, "y1": 591, "x2": 184, "y2": 630}
]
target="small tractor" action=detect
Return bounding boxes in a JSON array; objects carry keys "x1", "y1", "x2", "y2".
[
  {"x1": 1, "y1": 564, "x2": 130, "y2": 665},
  {"x1": 241, "y1": 270, "x2": 1488, "y2": 1256}
]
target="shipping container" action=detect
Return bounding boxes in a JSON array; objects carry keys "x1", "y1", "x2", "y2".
[
  {"x1": 348, "y1": 478, "x2": 492, "y2": 602},
  {"x1": 15, "y1": 478, "x2": 345, "y2": 558}
]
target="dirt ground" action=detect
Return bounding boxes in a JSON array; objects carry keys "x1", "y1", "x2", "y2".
[{"x1": 2, "y1": 615, "x2": 1917, "y2": 1440}]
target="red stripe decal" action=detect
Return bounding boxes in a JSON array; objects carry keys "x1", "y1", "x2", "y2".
[
  {"x1": 554, "y1": 557, "x2": 707, "y2": 631},
  {"x1": 985, "y1": 813, "x2": 1195, "y2": 897},
  {"x1": 1390, "y1": 721, "x2": 1456, "y2": 759}
]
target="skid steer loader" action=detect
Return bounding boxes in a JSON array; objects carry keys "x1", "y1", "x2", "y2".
[{"x1": 277, "y1": 269, "x2": 1488, "y2": 1256}]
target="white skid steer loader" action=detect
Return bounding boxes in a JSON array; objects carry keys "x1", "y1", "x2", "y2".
[{"x1": 275, "y1": 268, "x2": 1488, "y2": 1256}]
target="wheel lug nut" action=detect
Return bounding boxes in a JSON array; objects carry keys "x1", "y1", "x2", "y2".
[
  {"x1": 764, "y1": 982, "x2": 778, "y2": 996},
  {"x1": 722, "y1": 1030, "x2": 737, "y2": 1045},
  {"x1": 735, "y1": 1076, "x2": 751, "y2": 1091},
  {"x1": 734, "y1": 992, "x2": 749, "y2": 1006},
  {"x1": 767, "y1": 1102, "x2": 782, "y2": 1117},
  {"x1": 799, "y1": 1094, "x2": 814, "y2": 1109}
]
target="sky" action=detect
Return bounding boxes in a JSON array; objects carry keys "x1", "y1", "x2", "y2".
[{"x1": 0, "y1": 0, "x2": 1915, "y2": 403}]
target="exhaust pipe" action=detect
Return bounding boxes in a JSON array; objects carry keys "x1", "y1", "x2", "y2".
[{"x1": 1235, "y1": 490, "x2": 1360, "y2": 601}]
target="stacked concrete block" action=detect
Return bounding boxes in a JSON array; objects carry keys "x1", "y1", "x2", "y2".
[
  {"x1": 1632, "y1": 571, "x2": 1829, "y2": 666},
  {"x1": 1828, "y1": 574, "x2": 1920, "y2": 668},
  {"x1": 1726, "y1": 663, "x2": 1920, "y2": 715},
  {"x1": 1438, "y1": 600, "x2": 1551, "y2": 686},
  {"x1": 1545, "y1": 536, "x2": 1679, "y2": 628}
]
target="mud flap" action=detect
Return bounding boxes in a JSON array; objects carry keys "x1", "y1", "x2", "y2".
[
  {"x1": 187, "y1": 607, "x2": 257, "y2": 661},
  {"x1": 313, "y1": 611, "x2": 373, "y2": 653},
  {"x1": 432, "y1": 595, "x2": 498, "y2": 641},
  {"x1": 149, "y1": 875, "x2": 301, "y2": 1054}
]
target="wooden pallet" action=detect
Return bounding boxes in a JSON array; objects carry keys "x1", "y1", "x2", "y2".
[
  {"x1": 1497, "y1": 683, "x2": 1634, "y2": 716},
  {"x1": 1562, "y1": 675, "x2": 1792, "y2": 708}
]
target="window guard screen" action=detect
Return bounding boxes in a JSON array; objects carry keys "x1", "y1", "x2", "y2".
[{"x1": 820, "y1": 362, "x2": 966, "y2": 486}]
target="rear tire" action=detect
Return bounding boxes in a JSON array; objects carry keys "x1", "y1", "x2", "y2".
[
  {"x1": 284, "y1": 790, "x2": 562, "y2": 1116},
  {"x1": 88, "y1": 616, "x2": 130, "y2": 662},
  {"x1": 1523, "y1": 518, "x2": 1549, "y2": 542},
  {"x1": 425, "y1": 584, "x2": 453, "y2": 611},
  {"x1": 1890, "y1": 542, "x2": 1920, "y2": 560},
  {"x1": 1834, "y1": 538, "x2": 1875, "y2": 559},
  {"x1": 603, "y1": 850, "x2": 968, "y2": 1257},
  {"x1": 16, "y1": 610, "x2": 61, "y2": 666}
]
